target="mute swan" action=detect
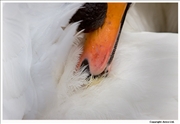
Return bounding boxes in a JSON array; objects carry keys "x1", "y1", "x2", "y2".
[{"x1": 3, "y1": 3, "x2": 178, "y2": 120}]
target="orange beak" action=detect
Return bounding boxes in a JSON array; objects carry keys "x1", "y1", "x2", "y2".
[{"x1": 77, "y1": 3, "x2": 129, "y2": 76}]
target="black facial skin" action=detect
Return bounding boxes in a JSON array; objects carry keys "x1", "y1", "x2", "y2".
[{"x1": 69, "y1": 3, "x2": 107, "y2": 33}]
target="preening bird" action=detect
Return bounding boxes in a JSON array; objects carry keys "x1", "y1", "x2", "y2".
[{"x1": 3, "y1": 3, "x2": 178, "y2": 120}]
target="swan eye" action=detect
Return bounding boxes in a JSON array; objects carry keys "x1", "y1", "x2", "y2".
[{"x1": 69, "y1": 3, "x2": 107, "y2": 33}]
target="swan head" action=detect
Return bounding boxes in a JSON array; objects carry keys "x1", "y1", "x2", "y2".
[{"x1": 70, "y1": 3, "x2": 130, "y2": 76}]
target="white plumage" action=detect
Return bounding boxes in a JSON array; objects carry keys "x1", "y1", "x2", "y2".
[{"x1": 3, "y1": 3, "x2": 178, "y2": 120}]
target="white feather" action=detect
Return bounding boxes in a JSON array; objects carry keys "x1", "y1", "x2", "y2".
[
  {"x1": 42, "y1": 32, "x2": 178, "y2": 120},
  {"x1": 3, "y1": 3, "x2": 83, "y2": 119}
]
